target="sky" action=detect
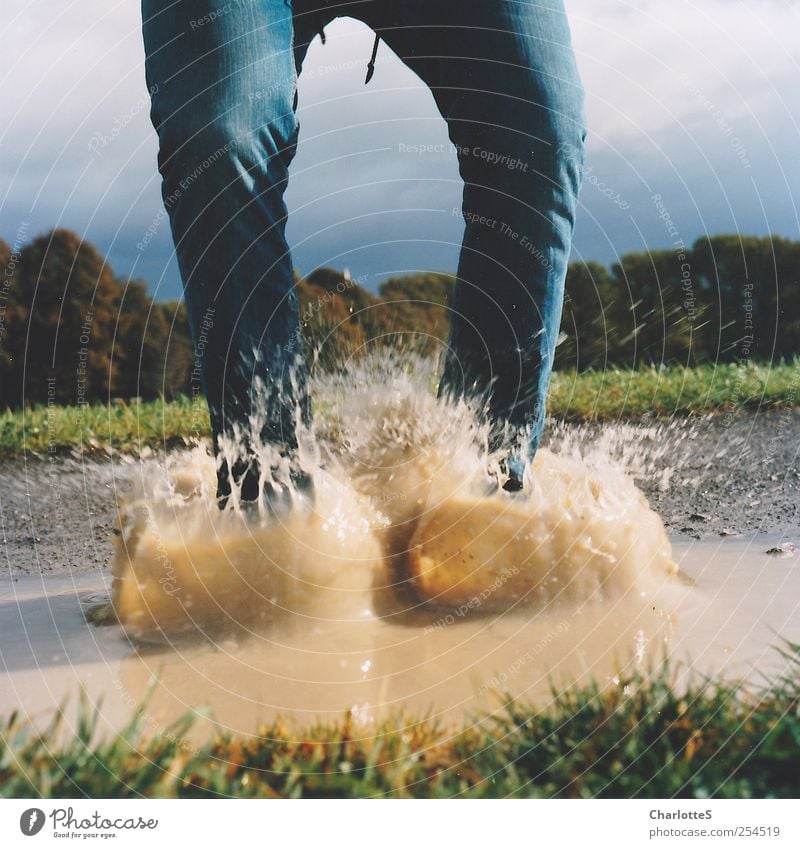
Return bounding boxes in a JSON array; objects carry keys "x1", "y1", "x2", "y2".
[{"x1": 2, "y1": 0, "x2": 799, "y2": 300}]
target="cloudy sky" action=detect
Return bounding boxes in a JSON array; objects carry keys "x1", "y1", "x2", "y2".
[{"x1": 2, "y1": 0, "x2": 798, "y2": 300}]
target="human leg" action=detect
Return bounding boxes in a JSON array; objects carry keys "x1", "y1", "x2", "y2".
[
  {"x1": 142, "y1": 0, "x2": 314, "y2": 506},
  {"x1": 361, "y1": 0, "x2": 587, "y2": 485}
]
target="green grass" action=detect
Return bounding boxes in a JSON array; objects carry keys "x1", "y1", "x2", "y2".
[
  {"x1": 0, "y1": 394, "x2": 203, "y2": 456},
  {"x1": 2, "y1": 361, "x2": 799, "y2": 456},
  {"x1": 2, "y1": 647, "x2": 798, "y2": 798},
  {"x1": 549, "y1": 360, "x2": 800, "y2": 421}
]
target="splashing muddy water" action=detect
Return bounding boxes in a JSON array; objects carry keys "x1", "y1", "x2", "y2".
[
  {"x1": 102, "y1": 357, "x2": 678, "y2": 727},
  {"x1": 112, "y1": 358, "x2": 677, "y2": 637},
  {"x1": 3, "y1": 358, "x2": 798, "y2": 735}
]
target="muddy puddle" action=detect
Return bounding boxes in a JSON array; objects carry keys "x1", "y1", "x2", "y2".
[{"x1": 1, "y1": 535, "x2": 798, "y2": 739}]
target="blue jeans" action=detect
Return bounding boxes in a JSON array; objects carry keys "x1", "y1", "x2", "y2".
[{"x1": 142, "y1": 0, "x2": 586, "y2": 497}]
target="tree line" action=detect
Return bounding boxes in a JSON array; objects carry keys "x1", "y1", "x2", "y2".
[{"x1": 1, "y1": 228, "x2": 797, "y2": 409}]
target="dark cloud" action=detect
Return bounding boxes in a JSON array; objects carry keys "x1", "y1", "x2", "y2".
[{"x1": 2, "y1": 2, "x2": 797, "y2": 299}]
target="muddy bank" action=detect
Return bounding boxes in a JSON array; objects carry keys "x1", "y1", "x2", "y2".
[
  {"x1": 628, "y1": 408, "x2": 799, "y2": 538},
  {"x1": 2, "y1": 409, "x2": 798, "y2": 577},
  {"x1": 552, "y1": 408, "x2": 800, "y2": 540}
]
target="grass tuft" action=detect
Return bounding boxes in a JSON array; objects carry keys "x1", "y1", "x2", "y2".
[
  {"x1": 547, "y1": 360, "x2": 800, "y2": 421},
  {"x1": 1, "y1": 361, "x2": 798, "y2": 457}
]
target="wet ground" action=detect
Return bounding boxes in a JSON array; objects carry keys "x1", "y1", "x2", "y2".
[
  {"x1": 0, "y1": 408, "x2": 798, "y2": 733},
  {"x1": 2, "y1": 537, "x2": 798, "y2": 734},
  {"x1": 2, "y1": 409, "x2": 798, "y2": 577},
  {"x1": 627, "y1": 409, "x2": 800, "y2": 538}
]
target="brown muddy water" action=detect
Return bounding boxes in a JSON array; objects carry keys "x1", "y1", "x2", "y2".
[
  {"x1": 1, "y1": 536, "x2": 798, "y2": 738},
  {"x1": 1, "y1": 362, "x2": 799, "y2": 736}
]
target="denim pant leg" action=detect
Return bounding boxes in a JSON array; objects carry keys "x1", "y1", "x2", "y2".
[
  {"x1": 142, "y1": 0, "x2": 310, "y2": 500},
  {"x1": 367, "y1": 0, "x2": 587, "y2": 473}
]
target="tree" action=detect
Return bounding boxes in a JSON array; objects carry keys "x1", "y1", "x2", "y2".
[
  {"x1": 691, "y1": 234, "x2": 798, "y2": 363},
  {"x1": 12, "y1": 229, "x2": 119, "y2": 406},
  {"x1": 297, "y1": 268, "x2": 377, "y2": 370},
  {"x1": 557, "y1": 261, "x2": 616, "y2": 371},
  {"x1": 2, "y1": 227, "x2": 799, "y2": 413},
  {"x1": 609, "y1": 249, "x2": 697, "y2": 368},
  {"x1": 376, "y1": 273, "x2": 455, "y2": 356},
  {"x1": 113, "y1": 279, "x2": 174, "y2": 400},
  {"x1": 158, "y1": 299, "x2": 195, "y2": 399},
  {"x1": 0, "y1": 238, "x2": 23, "y2": 408}
]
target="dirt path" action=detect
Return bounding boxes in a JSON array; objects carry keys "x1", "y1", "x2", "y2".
[
  {"x1": 633, "y1": 408, "x2": 799, "y2": 538},
  {"x1": 554, "y1": 407, "x2": 800, "y2": 539},
  {"x1": 2, "y1": 410, "x2": 798, "y2": 577}
]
